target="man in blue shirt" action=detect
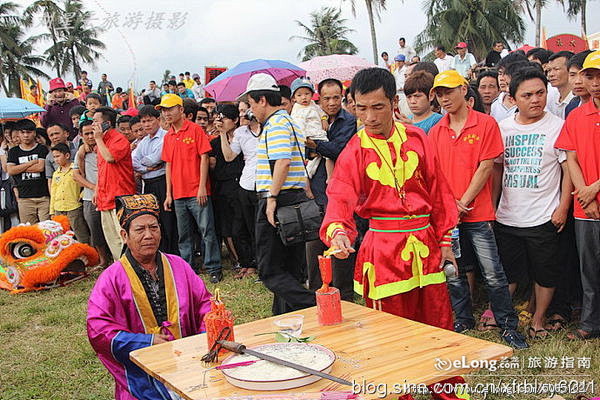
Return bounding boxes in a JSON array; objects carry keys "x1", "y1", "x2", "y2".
[
  {"x1": 176, "y1": 82, "x2": 195, "y2": 99},
  {"x1": 132, "y1": 105, "x2": 178, "y2": 254},
  {"x1": 305, "y1": 78, "x2": 357, "y2": 301}
]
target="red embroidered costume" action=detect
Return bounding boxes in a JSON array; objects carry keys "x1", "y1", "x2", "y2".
[{"x1": 321, "y1": 122, "x2": 458, "y2": 330}]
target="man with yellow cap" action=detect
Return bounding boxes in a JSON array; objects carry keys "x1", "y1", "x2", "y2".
[
  {"x1": 158, "y1": 94, "x2": 223, "y2": 283},
  {"x1": 87, "y1": 193, "x2": 212, "y2": 400},
  {"x1": 429, "y1": 70, "x2": 528, "y2": 349},
  {"x1": 555, "y1": 50, "x2": 600, "y2": 340}
]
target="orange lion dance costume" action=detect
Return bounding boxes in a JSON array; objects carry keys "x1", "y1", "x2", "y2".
[{"x1": 0, "y1": 216, "x2": 99, "y2": 293}]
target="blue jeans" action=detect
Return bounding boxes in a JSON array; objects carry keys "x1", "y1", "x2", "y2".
[
  {"x1": 174, "y1": 197, "x2": 221, "y2": 274},
  {"x1": 447, "y1": 221, "x2": 518, "y2": 330}
]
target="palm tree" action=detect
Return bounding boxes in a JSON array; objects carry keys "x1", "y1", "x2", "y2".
[
  {"x1": 25, "y1": 0, "x2": 64, "y2": 77},
  {"x1": 557, "y1": 0, "x2": 588, "y2": 37},
  {"x1": 534, "y1": 0, "x2": 545, "y2": 46},
  {"x1": 162, "y1": 69, "x2": 172, "y2": 85},
  {"x1": 0, "y1": 3, "x2": 49, "y2": 96},
  {"x1": 516, "y1": 0, "x2": 589, "y2": 46},
  {"x1": 291, "y1": 7, "x2": 358, "y2": 61},
  {"x1": 0, "y1": 1, "x2": 20, "y2": 95},
  {"x1": 44, "y1": 0, "x2": 105, "y2": 82},
  {"x1": 513, "y1": 0, "x2": 588, "y2": 47},
  {"x1": 0, "y1": 23, "x2": 49, "y2": 96},
  {"x1": 0, "y1": 2, "x2": 19, "y2": 45},
  {"x1": 415, "y1": 0, "x2": 526, "y2": 60},
  {"x1": 344, "y1": 0, "x2": 388, "y2": 65}
]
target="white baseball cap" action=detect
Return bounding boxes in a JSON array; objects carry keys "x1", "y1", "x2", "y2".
[{"x1": 238, "y1": 73, "x2": 279, "y2": 100}]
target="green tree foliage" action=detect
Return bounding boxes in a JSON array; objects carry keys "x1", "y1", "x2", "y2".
[
  {"x1": 0, "y1": 23, "x2": 49, "y2": 96},
  {"x1": 415, "y1": 0, "x2": 526, "y2": 60},
  {"x1": 44, "y1": 0, "x2": 105, "y2": 82},
  {"x1": 0, "y1": 2, "x2": 49, "y2": 96},
  {"x1": 291, "y1": 7, "x2": 358, "y2": 62}
]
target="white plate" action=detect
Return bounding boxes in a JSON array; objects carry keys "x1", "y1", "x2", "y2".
[{"x1": 220, "y1": 343, "x2": 336, "y2": 391}]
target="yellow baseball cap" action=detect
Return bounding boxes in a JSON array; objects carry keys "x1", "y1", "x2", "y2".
[
  {"x1": 432, "y1": 70, "x2": 468, "y2": 90},
  {"x1": 155, "y1": 93, "x2": 183, "y2": 110},
  {"x1": 581, "y1": 50, "x2": 600, "y2": 72}
]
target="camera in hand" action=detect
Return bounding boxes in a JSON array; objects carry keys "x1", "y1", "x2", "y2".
[{"x1": 244, "y1": 109, "x2": 255, "y2": 121}]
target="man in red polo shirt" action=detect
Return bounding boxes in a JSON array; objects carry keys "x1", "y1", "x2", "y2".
[
  {"x1": 93, "y1": 107, "x2": 136, "y2": 260},
  {"x1": 555, "y1": 50, "x2": 600, "y2": 340},
  {"x1": 160, "y1": 94, "x2": 223, "y2": 283},
  {"x1": 429, "y1": 70, "x2": 527, "y2": 349}
]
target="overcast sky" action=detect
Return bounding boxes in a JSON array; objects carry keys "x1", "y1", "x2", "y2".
[{"x1": 13, "y1": 0, "x2": 600, "y2": 90}]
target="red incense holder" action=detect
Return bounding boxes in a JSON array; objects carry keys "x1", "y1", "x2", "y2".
[
  {"x1": 205, "y1": 289, "x2": 234, "y2": 355},
  {"x1": 316, "y1": 255, "x2": 343, "y2": 326}
]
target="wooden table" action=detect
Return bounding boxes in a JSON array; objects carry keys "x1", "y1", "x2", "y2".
[{"x1": 131, "y1": 301, "x2": 512, "y2": 399}]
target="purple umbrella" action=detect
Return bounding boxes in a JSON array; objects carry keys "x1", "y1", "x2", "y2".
[{"x1": 204, "y1": 59, "x2": 305, "y2": 101}]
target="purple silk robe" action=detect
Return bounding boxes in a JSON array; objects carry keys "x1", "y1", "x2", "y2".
[{"x1": 87, "y1": 253, "x2": 211, "y2": 400}]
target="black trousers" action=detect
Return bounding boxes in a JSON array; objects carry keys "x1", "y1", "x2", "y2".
[
  {"x1": 495, "y1": 221, "x2": 561, "y2": 288},
  {"x1": 237, "y1": 187, "x2": 257, "y2": 268},
  {"x1": 305, "y1": 239, "x2": 355, "y2": 301},
  {"x1": 143, "y1": 95, "x2": 161, "y2": 106},
  {"x1": 214, "y1": 180, "x2": 255, "y2": 268},
  {"x1": 546, "y1": 216, "x2": 581, "y2": 320},
  {"x1": 213, "y1": 180, "x2": 240, "y2": 239},
  {"x1": 143, "y1": 175, "x2": 179, "y2": 255},
  {"x1": 256, "y1": 190, "x2": 316, "y2": 315}
]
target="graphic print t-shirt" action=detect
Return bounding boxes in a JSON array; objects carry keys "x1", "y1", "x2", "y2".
[
  {"x1": 7, "y1": 144, "x2": 50, "y2": 198},
  {"x1": 496, "y1": 112, "x2": 566, "y2": 227}
]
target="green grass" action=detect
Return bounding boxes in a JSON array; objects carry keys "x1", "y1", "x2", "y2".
[
  {"x1": 0, "y1": 275, "x2": 113, "y2": 400},
  {"x1": 0, "y1": 268, "x2": 598, "y2": 400}
]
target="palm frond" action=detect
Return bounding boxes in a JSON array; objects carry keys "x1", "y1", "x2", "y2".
[
  {"x1": 291, "y1": 6, "x2": 358, "y2": 61},
  {"x1": 415, "y1": 0, "x2": 525, "y2": 60},
  {"x1": 0, "y1": 21, "x2": 49, "y2": 95}
]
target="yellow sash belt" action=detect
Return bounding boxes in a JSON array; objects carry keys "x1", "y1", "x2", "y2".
[{"x1": 120, "y1": 253, "x2": 182, "y2": 340}]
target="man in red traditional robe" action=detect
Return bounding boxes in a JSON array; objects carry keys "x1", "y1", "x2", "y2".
[{"x1": 321, "y1": 68, "x2": 468, "y2": 400}]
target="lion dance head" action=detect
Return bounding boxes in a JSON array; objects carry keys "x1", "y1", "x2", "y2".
[{"x1": 0, "y1": 216, "x2": 99, "y2": 294}]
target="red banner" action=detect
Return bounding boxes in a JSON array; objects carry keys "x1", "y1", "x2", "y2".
[
  {"x1": 205, "y1": 67, "x2": 226, "y2": 83},
  {"x1": 204, "y1": 67, "x2": 227, "y2": 98},
  {"x1": 546, "y1": 34, "x2": 589, "y2": 53}
]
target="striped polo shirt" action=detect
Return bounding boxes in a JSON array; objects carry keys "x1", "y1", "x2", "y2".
[{"x1": 256, "y1": 110, "x2": 306, "y2": 192}]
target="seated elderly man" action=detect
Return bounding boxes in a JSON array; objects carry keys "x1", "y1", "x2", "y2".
[{"x1": 87, "y1": 194, "x2": 211, "y2": 400}]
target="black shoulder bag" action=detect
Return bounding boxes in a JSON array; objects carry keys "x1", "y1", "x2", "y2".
[{"x1": 264, "y1": 116, "x2": 323, "y2": 246}]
